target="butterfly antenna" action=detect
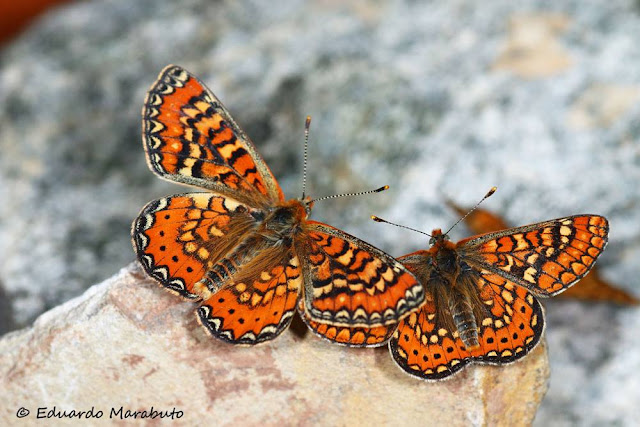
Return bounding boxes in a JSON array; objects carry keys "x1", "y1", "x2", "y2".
[
  {"x1": 312, "y1": 185, "x2": 389, "y2": 203},
  {"x1": 371, "y1": 215, "x2": 433, "y2": 238},
  {"x1": 444, "y1": 186, "x2": 497, "y2": 235},
  {"x1": 301, "y1": 116, "x2": 311, "y2": 199}
]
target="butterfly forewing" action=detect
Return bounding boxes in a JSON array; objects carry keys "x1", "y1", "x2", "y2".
[
  {"x1": 300, "y1": 221, "x2": 425, "y2": 328},
  {"x1": 457, "y1": 215, "x2": 609, "y2": 297},
  {"x1": 142, "y1": 65, "x2": 283, "y2": 205},
  {"x1": 132, "y1": 192, "x2": 260, "y2": 299}
]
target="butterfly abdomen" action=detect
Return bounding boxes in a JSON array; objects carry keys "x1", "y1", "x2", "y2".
[
  {"x1": 194, "y1": 234, "x2": 265, "y2": 296},
  {"x1": 449, "y1": 289, "x2": 479, "y2": 350}
]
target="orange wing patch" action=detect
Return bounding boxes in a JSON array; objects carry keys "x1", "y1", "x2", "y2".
[
  {"x1": 472, "y1": 274, "x2": 543, "y2": 364},
  {"x1": 198, "y1": 256, "x2": 303, "y2": 344},
  {"x1": 297, "y1": 301, "x2": 395, "y2": 347},
  {"x1": 142, "y1": 65, "x2": 283, "y2": 204},
  {"x1": 390, "y1": 300, "x2": 472, "y2": 381},
  {"x1": 460, "y1": 215, "x2": 609, "y2": 297},
  {"x1": 132, "y1": 193, "x2": 257, "y2": 299},
  {"x1": 301, "y1": 221, "x2": 425, "y2": 328}
]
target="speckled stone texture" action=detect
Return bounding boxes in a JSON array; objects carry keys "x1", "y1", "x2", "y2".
[
  {"x1": 0, "y1": 0, "x2": 639, "y2": 425},
  {"x1": 0, "y1": 263, "x2": 549, "y2": 426}
]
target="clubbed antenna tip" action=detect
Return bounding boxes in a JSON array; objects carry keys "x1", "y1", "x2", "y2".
[
  {"x1": 301, "y1": 116, "x2": 312, "y2": 199},
  {"x1": 312, "y1": 184, "x2": 390, "y2": 203},
  {"x1": 370, "y1": 215, "x2": 432, "y2": 237},
  {"x1": 444, "y1": 186, "x2": 498, "y2": 235}
]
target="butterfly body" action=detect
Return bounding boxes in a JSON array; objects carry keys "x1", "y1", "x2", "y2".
[
  {"x1": 133, "y1": 65, "x2": 424, "y2": 345},
  {"x1": 401, "y1": 228, "x2": 489, "y2": 352}
]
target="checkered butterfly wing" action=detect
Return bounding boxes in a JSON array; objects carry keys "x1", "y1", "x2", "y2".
[
  {"x1": 198, "y1": 251, "x2": 303, "y2": 344},
  {"x1": 134, "y1": 65, "x2": 287, "y2": 300},
  {"x1": 299, "y1": 221, "x2": 425, "y2": 328},
  {"x1": 297, "y1": 300, "x2": 396, "y2": 347},
  {"x1": 142, "y1": 64, "x2": 283, "y2": 205},
  {"x1": 457, "y1": 215, "x2": 609, "y2": 297},
  {"x1": 132, "y1": 193, "x2": 260, "y2": 299}
]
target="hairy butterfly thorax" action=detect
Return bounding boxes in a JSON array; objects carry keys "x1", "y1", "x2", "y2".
[
  {"x1": 258, "y1": 198, "x2": 311, "y2": 242},
  {"x1": 132, "y1": 65, "x2": 424, "y2": 345}
]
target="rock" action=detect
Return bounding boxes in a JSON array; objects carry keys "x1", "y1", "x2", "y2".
[{"x1": 0, "y1": 262, "x2": 549, "y2": 426}]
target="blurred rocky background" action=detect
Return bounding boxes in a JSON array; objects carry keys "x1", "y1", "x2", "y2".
[{"x1": 0, "y1": 0, "x2": 638, "y2": 425}]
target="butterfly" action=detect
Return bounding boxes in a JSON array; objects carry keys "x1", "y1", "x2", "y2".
[
  {"x1": 299, "y1": 190, "x2": 609, "y2": 380},
  {"x1": 131, "y1": 65, "x2": 425, "y2": 345},
  {"x1": 378, "y1": 207, "x2": 609, "y2": 380}
]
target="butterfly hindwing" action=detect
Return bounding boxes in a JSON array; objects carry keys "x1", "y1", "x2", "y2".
[
  {"x1": 197, "y1": 253, "x2": 302, "y2": 344},
  {"x1": 297, "y1": 300, "x2": 395, "y2": 347},
  {"x1": 458, "y1": 215, "x2": 609, "y2": 297},
  {"x1": 389, "y1": 252, "x2": 472, "y2": 381},
  {"x1": 389, "y1": 252, "x2": 544, "y2": 381},
  {"x1": 132, "y1": 192, "x2": 259, "y2": 299},
  {"x1": 389, "y1": 293, "x2": 472, "y2": 381},
  {"x1": 300, "y1": 221, "x2": 425, "y2": 328},
  {"x1": 142, "y1": 64, "x2": 284, "y2": 205},
  {"x1": 473, "y1": 272, "x2": 544, "y2": 364}
]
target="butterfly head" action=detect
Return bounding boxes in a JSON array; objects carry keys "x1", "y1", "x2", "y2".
[
  {"x1": 428, "y1": 229, "x2": 450, "y2": 247},
  {"x1": 276, "y1": 199, "x2": 310, "y2": 222},
  {"x1": 302, "y1": 196, "x2": 315, "y2": 215},
  {"x1": 263, "y1": 199, "x2": 309, "y2": 241}
]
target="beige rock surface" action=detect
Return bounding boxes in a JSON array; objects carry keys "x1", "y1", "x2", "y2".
[{"x1": 0, "y1": 263, "x2": 549, "y2": 426}]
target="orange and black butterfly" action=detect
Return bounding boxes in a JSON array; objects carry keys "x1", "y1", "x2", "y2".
[
  {"x1": 131, "y1": 65, "x2": 424, "y2": 345},
  {"x1": 303, "y1": 189, "x2": 609, "y2": 379}
]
